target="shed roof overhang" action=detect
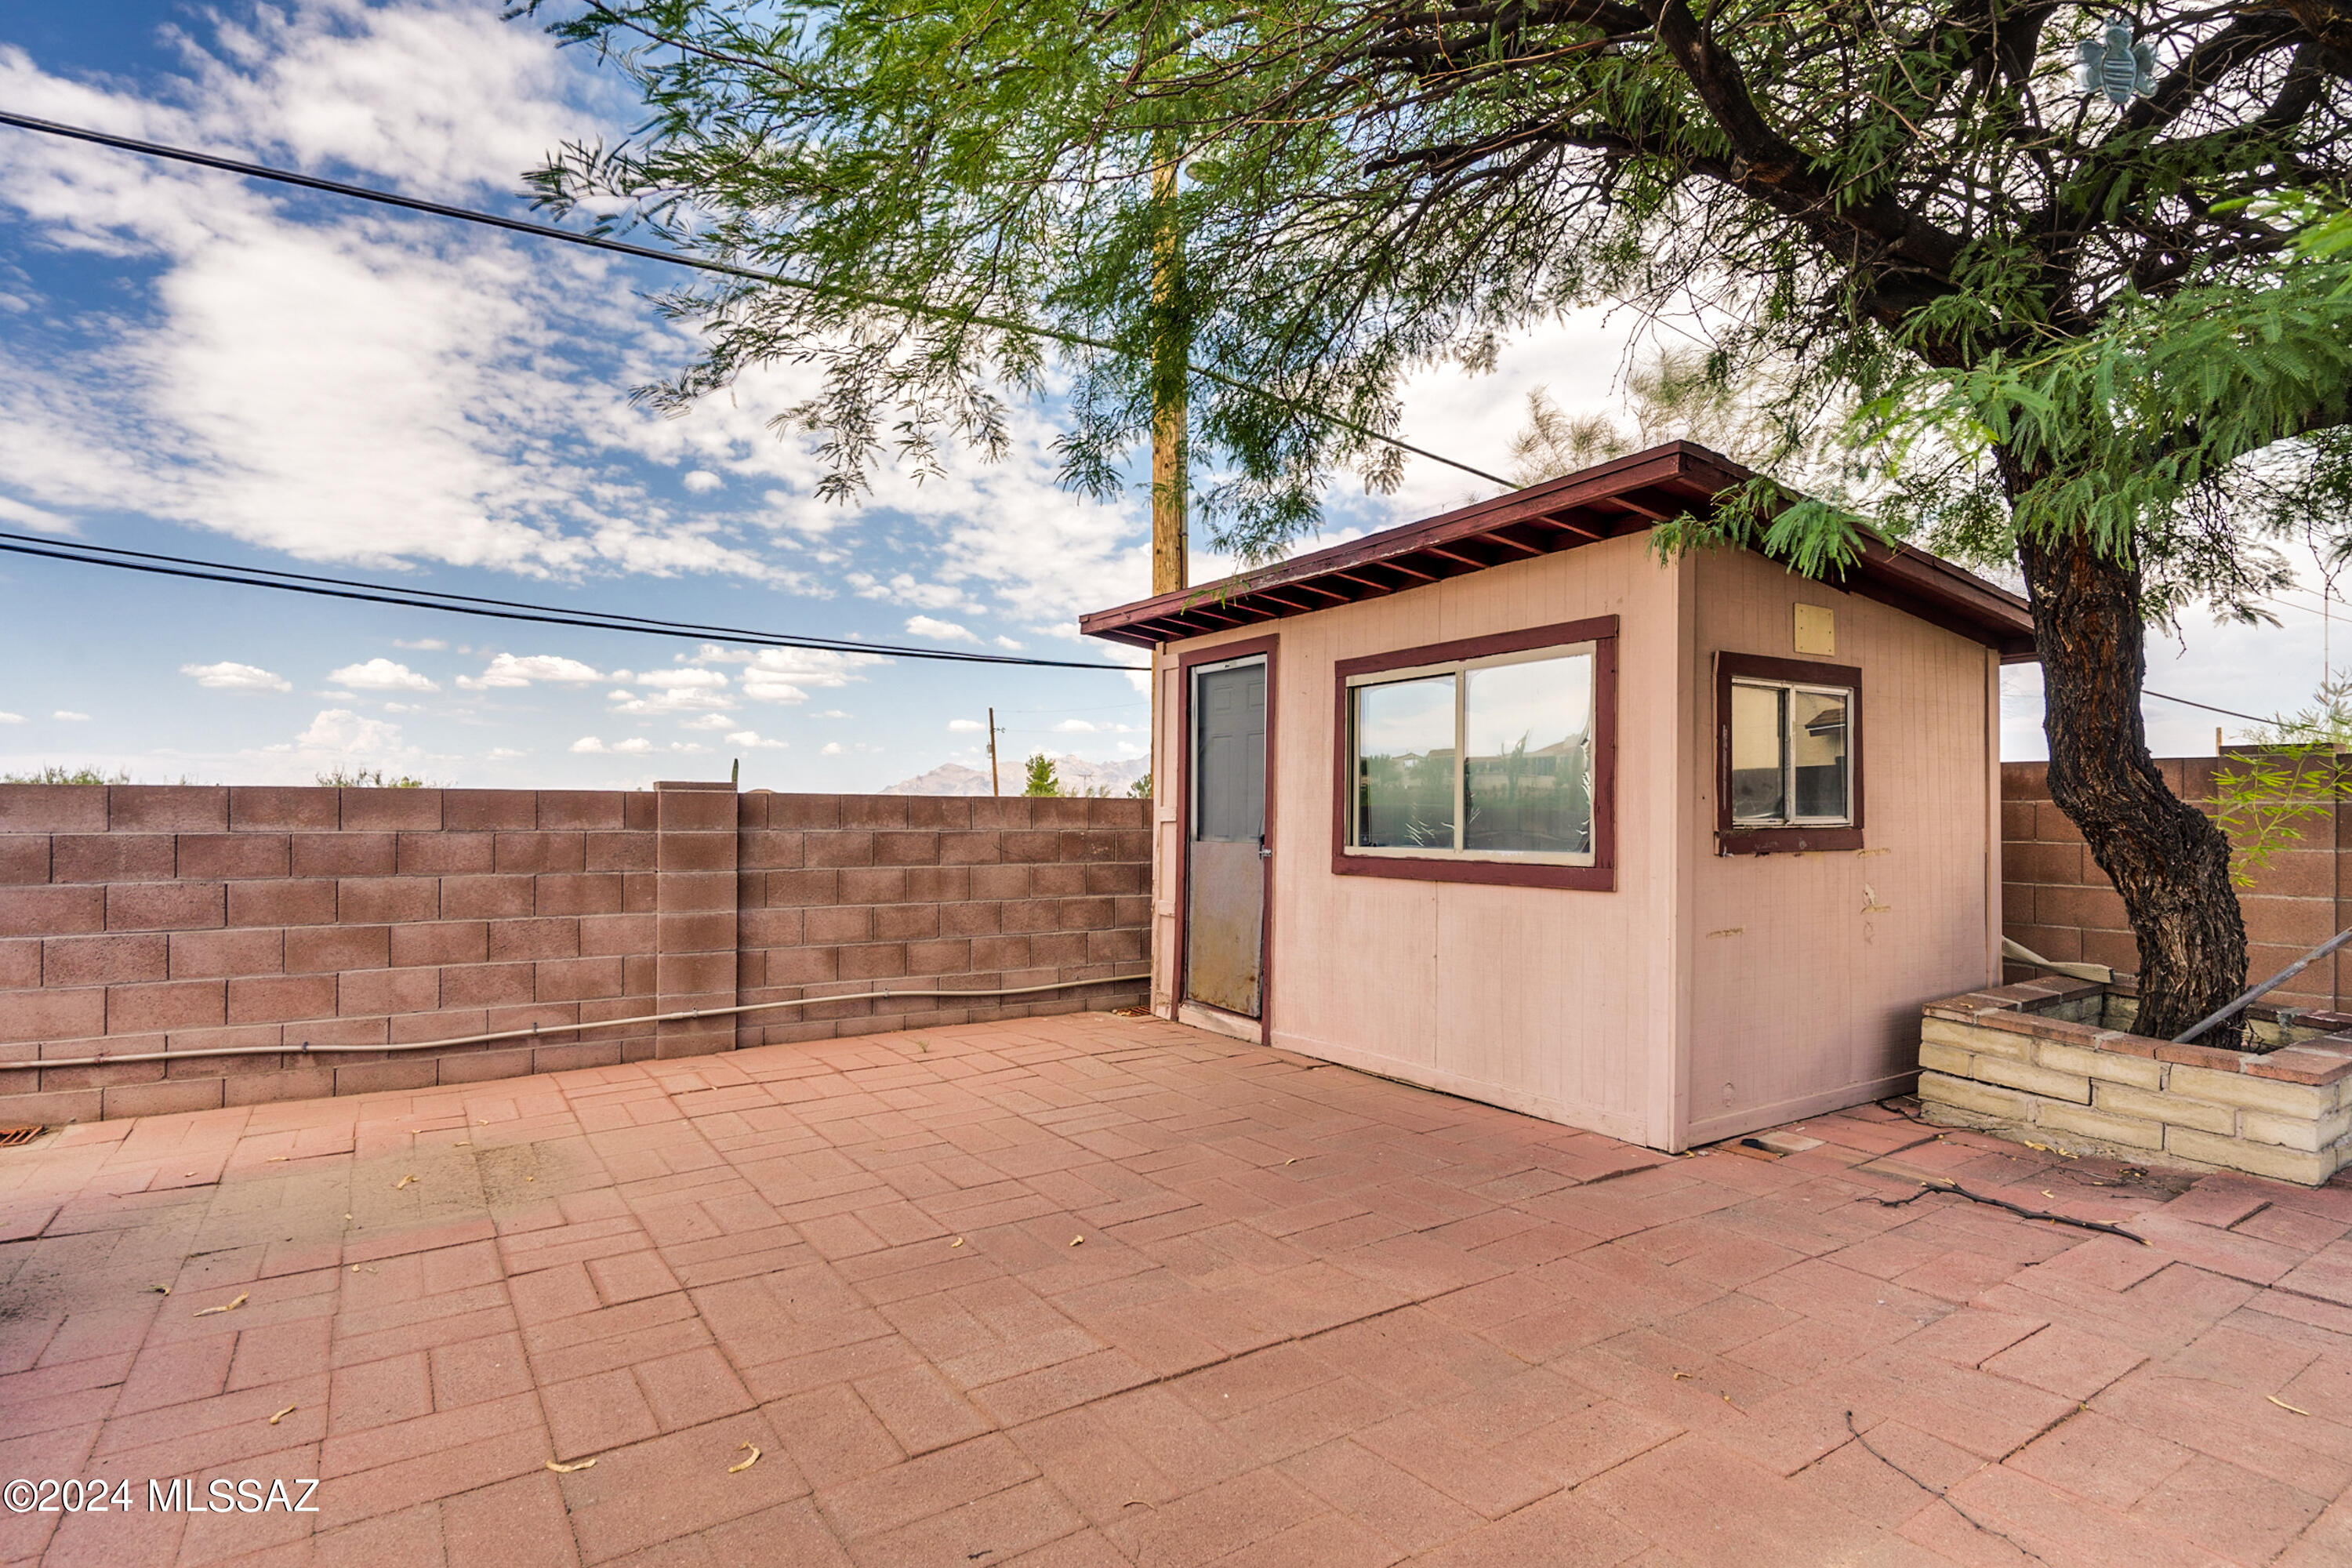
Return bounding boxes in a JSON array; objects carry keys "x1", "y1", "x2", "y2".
[{"x1": 1077, "y1": 441, "x2": 2038, "y2": 663}]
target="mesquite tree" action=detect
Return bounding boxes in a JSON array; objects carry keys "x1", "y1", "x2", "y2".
[{"x1": 529, "y1": 0, "x2": 2352, "y2": 1040}]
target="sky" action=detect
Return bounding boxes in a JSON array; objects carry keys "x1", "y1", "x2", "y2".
[{"x1": 0, "y1": 1, "x2": 2337, "y2": 792}]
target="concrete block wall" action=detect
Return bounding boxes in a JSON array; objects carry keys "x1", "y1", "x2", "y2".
[
  {"x1": 0, "y1": 784, "x2": 1148, "y2": 1125},
  {"x1": 2002, "y1": 758, "x2": 2350, "y2": 1011},
  {"x1": 1918, "y1": 977, "x2": 2352, "y2": 1185}
]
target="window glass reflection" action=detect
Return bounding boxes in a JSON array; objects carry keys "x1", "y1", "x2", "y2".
[
  {"x1": 1462, "y1": 655, "x2": 1593, "y2": 855},
  {"x1": 1730, "y1": 682, "x2": 1788, "y2": 823},
  {"x1": 1791, "y1": 689, "x2": 1849, "y2": 820},
  {"x1": 1355, "y1": 677, "x2": 1456, "y2": 848}
]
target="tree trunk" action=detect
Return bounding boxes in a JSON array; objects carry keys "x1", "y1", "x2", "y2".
[{"x1": 2017, "y1": 530, "x2": 2247, "y2": 1041}]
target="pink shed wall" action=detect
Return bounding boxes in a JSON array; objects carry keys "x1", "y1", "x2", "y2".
[
  {"x1": 1145, "y1": 534, "x2": 2004, "y2": 1152},
  {"x1": 1151, "y1": 532, "x2": 1692, "y2": 1146},
  {"x1": 1682, "y1": 546, "x2": 2004, "y2": 1147}
]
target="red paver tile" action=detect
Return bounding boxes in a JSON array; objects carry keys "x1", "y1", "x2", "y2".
[
  {"x1": 1279, "y1": 1437, "x2": 1484, "y2": 1553},
  {"x1": 1980, "y1": 1323, "x2": 2147, "y2": 1401},
  {"x1": 9, "y1": 1011, "x2": 2349, "y2": 1568},
  {"x1": 557, "y1": 1410, "x2": 809, "y2": 1564},
  {"x1": 440, "y1": 1470, "x2": 583, "y2": 1568},
  {"x1": 543, "y1": 1368, "x2": 662, "y2": 1461}
]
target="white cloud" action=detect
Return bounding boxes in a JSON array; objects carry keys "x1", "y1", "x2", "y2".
[
  {"x1": 183, "y1": 659, "x2": 292, "y2": 692},
  {"x1": 607, "y1": 667, "x2": 735, "y2": 715},
  {"x1": 328, "y1": 657, "x2": 438, "y2": 692},
  {"x1": 0, "y1": 7, "x2": 803, "y2": 587},
  {"x1": 906, "y1": 615, "x2": 978, "y2": 643},
  {"x1": 394, "y1": 637, "x2": 448, "y2": 651},
  {"x1": 0, "y1": 712, "x2": 21, "y2": 724},
  {"x1": 260, "y1": 709, "x2": 416, "y2": 774},
  {"x1": 486, "y1": 746, "x2": 524, "y2": 759},
  {"x1": 456, "y1": 653, "x2": 605, "y2": 690},
  {"x1": 947, "y1": 718, "x2": 985, "y2": 732},
  {"x1": 688, "y1": 644, "x2": 881, "y2": 706},
  {"x1": 1053, "y1": 719, "x2": 1098, "y2": 732},
  {"x1": 678, "y1": 713, "x2": 736, "y2": 731},
  {"x1": 570, "y1": 735, "x2": 653, "y2": 755},
  {"x1": 820, "y1": 741, "x2": 844, "y2": 756},
  {"x1": 815, "y1": 710, "x2": 850, "y2": 719},
  {"x1": 994, "y1": 636, "x2": 1025, "y2": 650},
  {"x1": 851, "y1": 572, "x2": 977, "y2": 612},
  {"x1": 682, "y1": 470, "x2": 724, "y2": 493},
  {"x1": 724, "y1": 730, "x2": 788, "y2": 749},
  {"x1": 51, "y1": 710, "x2": 91, "y2": 722},
  {"x1": 634, "y1": 669, "x2": 728, "y2": 691}
]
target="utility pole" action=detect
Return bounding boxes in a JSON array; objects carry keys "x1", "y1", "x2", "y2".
[
  {"x1": 1150, "y1": 146, "x2": 1187, "y2": 599},
  {"x1": 1148, "y1": 138, "x2": 1185, "y2": 826},
  {"x1": 987, "y1": 706, "x2": 1001, "y2": 797}
]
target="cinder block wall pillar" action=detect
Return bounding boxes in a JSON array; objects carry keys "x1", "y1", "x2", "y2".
[{"x1": 655, "y1": 781, "x2": 739, "y2": 1058}]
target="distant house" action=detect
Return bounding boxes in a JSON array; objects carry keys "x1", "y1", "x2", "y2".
[{"x1": 1080, "y1": 442, "x2": 2034, "y2": 1151}]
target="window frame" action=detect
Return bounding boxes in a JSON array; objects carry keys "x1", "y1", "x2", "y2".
[
  {"x1": 1331, "y1": 617, "x2": 1617, "y2": 891},
  {"x1": 1715, "y1": 652, "x2": 1864, "y2": 855}
]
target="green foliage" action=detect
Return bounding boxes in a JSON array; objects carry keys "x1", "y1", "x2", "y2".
[
  {"x1": 2214, "y1": 673, "x2": 2352, "y2": 887},
  {"x1": 1, "y1": 766, "x2": 132, "y2": 786},
  {"x1": 525, "y1": 0, "x2": 2352, "y2": 580},
  {"x1": 1022, "y1": 753, "x2": 1061, "y2": 797},
  {"x1": 315, "y1": 767, "x2": 428, "y2": 789},
  {"x1": 1127, "y1": 772, "x2": 1152, "y2": 800}
]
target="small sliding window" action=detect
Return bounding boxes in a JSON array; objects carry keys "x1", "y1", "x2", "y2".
[
  {"x1": 1347, "y1": 642, "x2": 1597, "y2": 866},
  {"x1": 1715, "y1": 652, "x2": 1864, "y2": 854}
]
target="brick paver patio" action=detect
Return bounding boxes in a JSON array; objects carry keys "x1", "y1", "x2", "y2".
[{"x1": 5, "y1": 1011, "x2": 2352, "y2": 1566}]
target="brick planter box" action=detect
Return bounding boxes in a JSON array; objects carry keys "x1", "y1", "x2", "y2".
[{"x1": 1918, "y1": 978, "x2": 2352, "y2": 1185}]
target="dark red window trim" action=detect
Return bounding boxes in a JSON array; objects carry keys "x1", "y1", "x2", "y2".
[
  {"x1": 1174, "y1": 633, "x2": 1279, "y2": 1042},
  {"x1": 1330, "y1": 616, "x2": 1617, "y2": 892},
  {"x1": 1715, "y1": 651, "x2": 1864, "y2": 855}
]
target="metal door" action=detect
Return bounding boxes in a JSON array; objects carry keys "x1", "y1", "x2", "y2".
[{"x1": 1185, "y1": 655, "x2": 1267, "y2": 1018}]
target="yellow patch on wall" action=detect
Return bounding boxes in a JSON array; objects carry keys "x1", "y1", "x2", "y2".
[{"x1": 1794, "y1": 604, "x2": 1835, "y2": 655}]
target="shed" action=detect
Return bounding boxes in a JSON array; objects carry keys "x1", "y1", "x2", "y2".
[{"x1": 1079, "y1": 441, "x2": 2038, "y2": 1151}]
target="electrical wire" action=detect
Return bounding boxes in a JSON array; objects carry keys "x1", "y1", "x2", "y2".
[
  {"x1": 2140, "y1": 688, "x2": 2276, "y2": 725},
  {"x1": 0, "y1": 109, "x2": 1514, "y2": 490},
  {"x1": 0, "y1": 532, "x2": 1133, "y2": 672}
]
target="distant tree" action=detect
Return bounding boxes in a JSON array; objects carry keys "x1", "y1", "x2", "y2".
[
  {"x1": 1508, "y1": 348, "x2": 1851, "y2": 491},
  {"x1": 315, "y1": 767, "x2": 427, "y2": 788},
  {"x1": 1128, "y1": 772, "x2": 1152, "y2": 800},
  {"x1": 1022, "y1": 753, "x2": 1062, "y2": 797},
  {"x1": 2, "y1": 766, "x2": 131, "y2": 786}
]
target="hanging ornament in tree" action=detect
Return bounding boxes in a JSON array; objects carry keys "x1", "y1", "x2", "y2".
[{"x1": 2076, "y1": 21, "x2": 2158, "y2": 105}]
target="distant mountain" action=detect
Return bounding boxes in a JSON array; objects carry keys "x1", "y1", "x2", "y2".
[{"x1": 880, "y1": 755, "x2": 1147, "y2": 797}]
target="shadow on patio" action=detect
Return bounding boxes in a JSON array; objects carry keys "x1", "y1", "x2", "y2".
[{"x1": 3, "y1": 1010, "x2": 2350, "y2": 1566}]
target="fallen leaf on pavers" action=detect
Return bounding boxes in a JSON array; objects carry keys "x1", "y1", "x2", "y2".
[
  {"x1": 950, "y1": 1238, "x2": 965, "y2": 1248},
  {"x1": 265, "y1": 1156, "x2": 289, "y2": 1163},
  {"x1": 2270, "y1": 1396, "x2": 2312, "y2": 1416},
  {"x1": 268, "y1": 1405, "x2": 296, "y2": 1425},
  {"x1": 394, "y1": 1175, "x2": 417, "y2": 1190},
  {"x1": 150, "y1": 1285, "x2": 169, "y2": 1295},
  {"x1": 728, "y1": 1443, "x2": 760, "y2": 1473},
  {"x1": 1069, "y1": 1236, "x2": 1085, "y2": 1247},
  {"x1": 476, "y1": 1120, "x2": 488, "y2": 1125},
  {"x1": 1122, "y1": 1499, "x2": 1156, "y2": 1510},
  {"x1": 1671, "y1": 1371, "x2": 1693, "y2": 1381},
  {"x1": 545, "y1": 1457, "x2": 596, "y2": 1474},
  {"x1": 1285, "y1": 1159, "x2": 1296, "y2": 1165},
  {"x1": 194, "y1": 1294, "x2": 249, "y2": 1317}
]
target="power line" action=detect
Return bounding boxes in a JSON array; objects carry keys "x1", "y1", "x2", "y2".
[
  {"x1": 0, "y1": 533, "x2": 1131, "y2": 672},
  {"x1": 0, "y1": 110, "x2": 1514, "y2": 490},
  {"x1": 2142, "y1": 688, "x2": 2277, "y2": 725}
]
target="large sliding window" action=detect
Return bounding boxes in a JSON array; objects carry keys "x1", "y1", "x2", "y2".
[{"x1": 1334, "y1": 618, "x2": 1617, "y2": 890}]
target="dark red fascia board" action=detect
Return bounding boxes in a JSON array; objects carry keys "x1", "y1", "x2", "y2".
[{"x1": 1077, "y1": 440, "x2": 2037, "y2": 660}]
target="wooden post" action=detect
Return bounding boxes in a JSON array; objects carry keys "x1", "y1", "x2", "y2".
[{"x1": 988, "y1": 706, "x2": 1001, "y2": 797}]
